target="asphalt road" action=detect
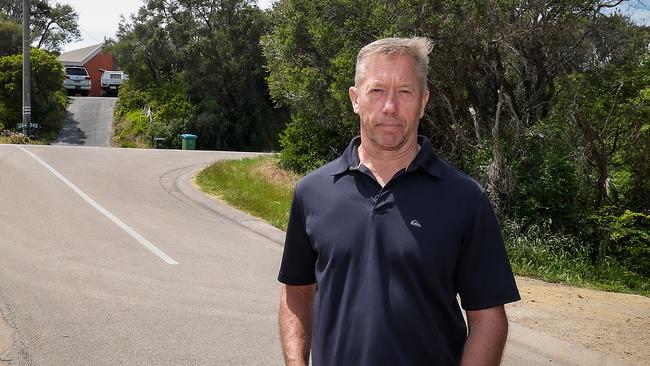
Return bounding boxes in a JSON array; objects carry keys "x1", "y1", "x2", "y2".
[
  {"x1": 0, "y1": 145, "x2": 283, "y2": 365},
  {"x1": 53, "y1": 97, "x2": 116, "y2": 147}
]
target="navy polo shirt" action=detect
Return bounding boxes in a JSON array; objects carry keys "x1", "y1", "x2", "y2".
[{"x1": 278, "y1": 136, "x2": 520, "y2": 365}]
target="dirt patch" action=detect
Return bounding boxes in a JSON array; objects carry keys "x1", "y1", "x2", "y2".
[{"x1": 507, "y1": 276, "x2": 650, "y2": 365}]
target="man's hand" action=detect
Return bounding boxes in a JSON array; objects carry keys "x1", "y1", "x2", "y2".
[
  {"x1": 279, "y1": 284, "x2": 315, "y2": 366},
  {"x1": 460, "y1": 305, "x2": 509, "y2": 366}
]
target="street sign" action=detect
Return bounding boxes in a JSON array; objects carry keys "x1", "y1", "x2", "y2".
[{"x1": 16, "y1": 122, "x2": 40, "y2": 130}]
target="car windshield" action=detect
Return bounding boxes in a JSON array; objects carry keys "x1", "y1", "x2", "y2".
[
  {"x1": 66, "y1": 68, "x2": 87, "y2": 76},
  {"x1": 109, "y1": 73, "x2": 121, "y2": 79}
]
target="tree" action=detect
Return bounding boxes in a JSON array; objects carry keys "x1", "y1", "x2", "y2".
[
  {"x1": 31, "y1": 0, "x2": 81, "y2": 52},
  {"x1": 0, "y1": 47, "x2": 66, "y2": 135},
  {"x1": 0, "y1": 18, "x2": 21, "y2": 56},
  {"x1": 263, "y1": 0, "x2": 650, "y2": 238},
  {"x1": 566, "y1": 52, "x2": 650, "y2": 210},
  {"x1": 0, "y1": 0, "x2": 81, "y2": 52},
  {"x1": 109, "y1": 0, "x2": 286, "y2": 151}
]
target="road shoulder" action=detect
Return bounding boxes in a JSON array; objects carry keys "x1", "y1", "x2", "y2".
[{"x1": 508, "y1": 277, "x2": 649, "y2": 365}]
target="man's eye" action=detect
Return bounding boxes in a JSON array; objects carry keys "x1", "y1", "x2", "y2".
[
  {"x1": 399, "y1": 89, "x2": 412, "y2": 95},
  {"x1": 369, "y1": 88, "x2": 383, "y2": 93}
]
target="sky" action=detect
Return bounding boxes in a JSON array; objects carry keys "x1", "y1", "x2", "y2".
[{"x1": 56, "y1": 0, "x2": 649, "y2": 53}]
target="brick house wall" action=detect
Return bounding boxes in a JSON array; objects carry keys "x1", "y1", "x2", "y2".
[{"x1": 83, "y1": 52, "x2": 119, "y2": 97}]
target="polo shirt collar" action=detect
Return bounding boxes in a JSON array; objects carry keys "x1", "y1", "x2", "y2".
[{"x1": 331, "y1": 135, "x2": 441, "y2": 178}]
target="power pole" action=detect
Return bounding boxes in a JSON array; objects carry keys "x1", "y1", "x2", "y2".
[{"x1": 22, "y1": 0, "x2": 31, "y2": 136}]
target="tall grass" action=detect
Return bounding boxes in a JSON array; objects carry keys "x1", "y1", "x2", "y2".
[{"x1": 503, "y1": 220, "x2": 649, "y2": 295}]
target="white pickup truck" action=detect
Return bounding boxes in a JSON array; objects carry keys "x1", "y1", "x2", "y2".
[{"x1": 100, "y1": 70, "x2": 128, "y2": 96}]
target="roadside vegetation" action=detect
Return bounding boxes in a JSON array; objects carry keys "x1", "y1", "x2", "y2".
[
  {"x1": 196, "y1": 155, "x2": 649, "y2": 296},
  {"x1": 0, "y1": 48, "x2": 67, "y2": 141},
  {"x1": 107, "y1": 1, "x2": 286, "y2": 150},
  {"x1": 195, "y1": 156, "x2": 298, "y2": 230},
  {"x1": 0, "y1": 2, "x2": 82, "y2": 141},
  {"x1": 0, "y1": 130, "x2": 48, "y2": 145}
]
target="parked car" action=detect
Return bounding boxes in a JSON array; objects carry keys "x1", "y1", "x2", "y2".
[
  {"x1": 63, "y1": 66, "x2": 91, "y2": 96},
  {"x1": 100, "y1": 70, "x2": 127, "y2": 96}
]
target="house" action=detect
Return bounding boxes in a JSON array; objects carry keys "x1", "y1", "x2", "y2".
[{"x1": 58, "y1": 44, "x2": 120, "y2": 97}]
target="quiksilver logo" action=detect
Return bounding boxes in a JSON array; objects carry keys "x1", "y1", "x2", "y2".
[{"x1": 410, "y1": 219, "x2": 422, "y2": 228}]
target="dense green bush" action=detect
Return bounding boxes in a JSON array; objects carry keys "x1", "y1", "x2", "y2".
[
  {"x1": 113, "y1": 110, "x2": 150, "y2": 148},
  {"x1": 592, "y1": 210, "x2": 650, "y2": 277},
  {"x1": 109, "y1": 0, "x2": 285, "y2": 152},
  {"x1": 278, "y1": 113, "x2": 355, "y2": 173},
  {"x1": 511, "y1": 121, "x2": 587, "y2": 232},
  {"x1": 0, "y1": 48, "x2": 66, "y2": 138},
  {"x1": 113, "y1": 80, "x2": 195, "y2": 148}
]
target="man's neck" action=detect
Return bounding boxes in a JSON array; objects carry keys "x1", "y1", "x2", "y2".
[{"x1": 358, "y1": 138, "x2": 420, "y2": 186}]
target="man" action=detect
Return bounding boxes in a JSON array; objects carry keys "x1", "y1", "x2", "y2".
[{"x1": 278, "y1": 37, "x2": 520, "y2": 366}]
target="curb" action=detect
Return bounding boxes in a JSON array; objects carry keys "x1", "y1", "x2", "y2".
[{"x1": 174, "y1": 167, "x2": 286, "y2": 246}]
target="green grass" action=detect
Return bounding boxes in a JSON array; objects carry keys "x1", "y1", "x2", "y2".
[
  {"x1": 503, "y1": 220, "x2": 649, "y2": 296},
  {"x1": 195, "y1": 156, "x2": 296, "y2": 230},
  {"x1": 195, "y1": 155, "x2": 649, "y2": 296}
]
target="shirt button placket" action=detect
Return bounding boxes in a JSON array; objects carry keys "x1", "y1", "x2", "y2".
[{"x1": 372, "y1": 192, "x2": 380, "y2": 214}]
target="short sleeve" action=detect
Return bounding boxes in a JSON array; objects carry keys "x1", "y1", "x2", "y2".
[
  {"x1": 457, "y1": 192, "x2": 520, "y2": 310},
  {"x1": 278, "y1": 185, "x2": 317, "y2": 285}
]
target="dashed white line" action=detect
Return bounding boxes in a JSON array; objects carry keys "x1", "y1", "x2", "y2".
[{"x1": 18, "y1": 146, "x2": 178, "y2": 265}]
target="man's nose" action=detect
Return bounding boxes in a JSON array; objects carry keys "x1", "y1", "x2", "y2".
[{"x1": 382, "y1": 92, "x2": 398, "y2": 115}]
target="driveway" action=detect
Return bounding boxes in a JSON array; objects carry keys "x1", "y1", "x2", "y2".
[{"x1": 53, "y1": 97, "x2": 116, "y2": 147}]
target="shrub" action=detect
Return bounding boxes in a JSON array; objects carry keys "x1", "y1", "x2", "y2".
[
  {"x1": 113, "y1": 110, "x2": 150, "y2": 148},
  {"x1": 278, "y1": 112, "x2": 357, "y2": 174},
  {"x1": 596, "y1": 210, "x2": 650, "y2": 277},
  {"x1": 0, "y1": 130, "x2": 30, "y2": 144},
  {"x1": 0, "y1": 48, "x2": 66, "y2": 137},
  {"x1": 113, "y1": 80, "x2": 196, "y2": 149}
]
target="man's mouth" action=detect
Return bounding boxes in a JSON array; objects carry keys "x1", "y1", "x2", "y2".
[{"x1": 376, "y1": 119, "x2": 402, "y2": 128}]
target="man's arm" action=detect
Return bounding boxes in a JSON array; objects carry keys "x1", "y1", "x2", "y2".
[
  {"x1": 279, "y1": 284, "x2": 315, "y2": 366},
  {"x1": 460, "y1": 305, "x2": 509, "y2": 366}
]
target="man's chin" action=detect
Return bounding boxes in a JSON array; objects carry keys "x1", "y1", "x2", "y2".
[{"x1": 373, "y1": 137, "x2": 407, "y2": 151}]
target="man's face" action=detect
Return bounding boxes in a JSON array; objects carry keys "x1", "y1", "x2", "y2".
[{"x1": 349, "y1": 54, "x2": 429, "y2": 152}]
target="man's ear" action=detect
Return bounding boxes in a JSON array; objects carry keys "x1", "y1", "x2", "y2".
[
  {"x1": 419, "y1": 89, "x2": 430, "y2": 118},
  {"x1": 349, "y1": 86, "x2": 360, "y2": 114}
]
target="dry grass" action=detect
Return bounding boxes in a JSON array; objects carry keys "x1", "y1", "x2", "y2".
[{"x1": 252, "y1": 157, "x2": 301, "y2": 187}]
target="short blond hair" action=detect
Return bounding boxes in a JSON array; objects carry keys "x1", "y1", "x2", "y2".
[{"x1": 354, "y1": 37, "x2": 432, "y2": 92}]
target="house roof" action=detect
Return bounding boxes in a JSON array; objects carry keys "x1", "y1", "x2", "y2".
[{"x1": 58, "y1": 43, "x2": 104, "y2": 66}]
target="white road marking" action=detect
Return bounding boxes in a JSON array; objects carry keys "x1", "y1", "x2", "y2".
[{"x1": 18, "y1": 146, "x2": 178, "y2": 265}]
